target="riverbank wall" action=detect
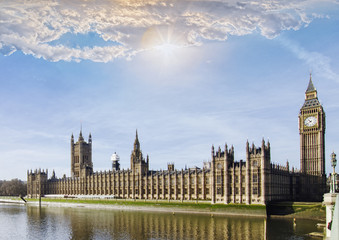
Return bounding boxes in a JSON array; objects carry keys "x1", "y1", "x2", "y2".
[{"x1": 0, "y1": 197, "x2": 325, "y2": 220}]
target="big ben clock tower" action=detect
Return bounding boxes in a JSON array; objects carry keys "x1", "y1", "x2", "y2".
[{"x1": 299, "y1": 75, "x2": 326, "y2": 198}]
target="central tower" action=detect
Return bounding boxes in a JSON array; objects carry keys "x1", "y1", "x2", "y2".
[
  {"x1": 130, "y1": 131, "x2": 149, "y2": 175},
  {"x1": 71, "y1": 130, "x2": 93, "y2": 178}
]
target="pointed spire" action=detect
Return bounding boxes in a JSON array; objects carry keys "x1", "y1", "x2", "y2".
[
  {"x1": 78, "y1": 125, "x2": 84, "y2": 141},
  {"x1": 306, "y1": 74, "x2": 316, "y2": 93},
  {"x1": 135, "y1": 129, "x2": 139, "y2": 142},
  {"x1": 133, "y1": 129, "x2": 140, "y2": 150}
]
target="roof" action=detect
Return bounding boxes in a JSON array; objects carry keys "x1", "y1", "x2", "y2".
[
  {"x1": 302, "y1": 98, "x2": 321, "y2": 108},
  {"x1": 306, "y1": 77, "x2": 316, "y2": 93}
]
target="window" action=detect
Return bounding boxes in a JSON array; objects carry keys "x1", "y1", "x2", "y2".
[
  {"x1": 253, "y1": 161, "x2": 258, "y2": 167},
  {"x1": 217, "y1": 176, "x2": 221, "y2": 184},
  {"x1": 253, "y1": 174, "x2": 258, "y2": 183},
  {"x1": 253, "y1": 187, "x2": 258, "y2": 195}
]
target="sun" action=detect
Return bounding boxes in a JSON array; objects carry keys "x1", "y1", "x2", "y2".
[
  {"x1": 139, "y1": 26, "x2": 196, "y2": 75},
  {"x1": 153, "y1": 42, "x2": 178, "y2": 57},
  {"x1": 141, "y1": 26, "x2": 184, "y2": 61}
]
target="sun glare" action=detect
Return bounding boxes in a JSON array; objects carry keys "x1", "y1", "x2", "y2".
[
  {"x1": 141, "y1": 26, "x2": 185, "y2": 63},
  {"x1": 154, "y1": 43, "x2": 178, "y2": 57}
]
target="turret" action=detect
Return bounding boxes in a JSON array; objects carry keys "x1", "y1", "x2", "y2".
[{"x1": 111, "y1": 152, "x2": 120, "y2": 171}]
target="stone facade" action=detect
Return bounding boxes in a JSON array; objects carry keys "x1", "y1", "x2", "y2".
[
  {"x1": 298, "y1": 76, "x2": 326, "y2": 200},
  {"x1": 27, "y1": 77, "x2": 326, "y2": 204}
]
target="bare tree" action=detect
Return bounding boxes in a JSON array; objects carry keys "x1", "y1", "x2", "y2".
[{"x1": 0, "y1": 179, "x2": 27, "y2": 196}]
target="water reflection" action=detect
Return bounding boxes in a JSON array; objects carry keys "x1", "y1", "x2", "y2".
[
  {"x1": 27, "y1": 206, "x2": 266, "y2": 240},
  {"x1": 0, "y1": 204, "x2": 321, "y2": 240}
]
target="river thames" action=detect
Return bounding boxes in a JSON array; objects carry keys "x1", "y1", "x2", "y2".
[{"x1": 0, "y1": 203, "x2": 322, "y2": 239}]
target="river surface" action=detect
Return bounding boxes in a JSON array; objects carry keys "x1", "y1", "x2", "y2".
[{"x1": 0, "y1": 203, "x2": 322, "y2": 240}]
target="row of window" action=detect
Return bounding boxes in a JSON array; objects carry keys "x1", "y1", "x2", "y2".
[
  {"x1": 216, "y1": 161, "x2": 259, "y2": 169},
  {"x1": 216, "y1": 174, "x2": 259, "y2": 184},
  {"x1": 73, "y1": 155, "x2": 90, "y2": 164},
  {"x1": 216, "y1": 186, "x2": 259, "y2": 195}
]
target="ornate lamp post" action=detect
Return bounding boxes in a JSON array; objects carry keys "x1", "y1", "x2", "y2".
[{"x1": 331, "y1": 152, "x2": 337, "y2": 193}]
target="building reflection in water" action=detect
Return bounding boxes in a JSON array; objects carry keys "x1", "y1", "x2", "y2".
[{"x1": 26, "y1": 206, "x2": 266, "y2": 239}]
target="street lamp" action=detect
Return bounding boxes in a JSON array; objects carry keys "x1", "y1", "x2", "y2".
[{"x1": 330, "y1": 152, "x2": 337, "y2": 193}]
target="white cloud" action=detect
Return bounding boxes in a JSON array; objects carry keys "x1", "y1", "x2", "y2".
[
  {"x1": 279, "y1": 37, "x2": 339, "y2": 82},
  {"x1": 0, "y1": 0, "x2": 335, "y2": 62}
]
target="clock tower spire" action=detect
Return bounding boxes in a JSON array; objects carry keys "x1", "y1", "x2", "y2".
[{"x1": 299, "y1": 75, "x2": 326, "y2": 200}]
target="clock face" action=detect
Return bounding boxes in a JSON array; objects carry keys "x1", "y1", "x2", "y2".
[{"x1": 304, "y1": 116, "x2": 317, "y2": 127}]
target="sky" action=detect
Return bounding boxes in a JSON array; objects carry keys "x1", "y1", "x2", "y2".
[{"x1": 1, "y1": 0, "x2": 339, "y2": 181}]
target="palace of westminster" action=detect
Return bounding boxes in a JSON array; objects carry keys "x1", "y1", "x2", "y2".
[{"x1": 27, "y1": 77, "x2": 326, "y2": 204}]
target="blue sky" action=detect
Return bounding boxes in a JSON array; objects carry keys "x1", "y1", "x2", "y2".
[{"x1": 1, "y1": 0, "x2": 339, "y2": 180}]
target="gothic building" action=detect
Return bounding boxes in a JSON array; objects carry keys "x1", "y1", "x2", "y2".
[
  {"x1": 298, "y1": 77, "x2": 326, "y2": 199},
  {"x1": 27, "y1": 77, "x2": 327, "y2": 204}
]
